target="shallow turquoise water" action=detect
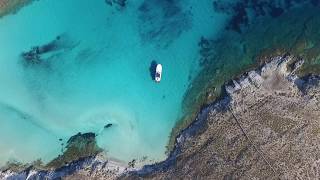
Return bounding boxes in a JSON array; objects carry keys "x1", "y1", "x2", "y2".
[{"x1": 0, "y1": 0, "x2": 227, "y2": 165}]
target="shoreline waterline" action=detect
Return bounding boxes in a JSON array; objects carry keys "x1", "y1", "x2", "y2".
[
  {"x1": 3, "y1": 53, "x2": 318, "y2": 179},
  {"x1": 1, "y1": 0, "x2": 320, "y2": 174},
  {"x1": 168, "y1": 1, "x2": 320, "y2": 152}
]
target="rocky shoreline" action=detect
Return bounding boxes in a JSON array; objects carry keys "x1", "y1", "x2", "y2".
[
  {"x1": 2, "y1": 55, "x2": 319, "y2": 179},
  {"x1": 0, "y1": 1, "x2": 320, "y2": 179},
  {"x1": 0, "y1": 154, "x2": 131, "y2": 179},
  {"x1": 122, "y1": 55, "x2": 320, "y2": 179}
]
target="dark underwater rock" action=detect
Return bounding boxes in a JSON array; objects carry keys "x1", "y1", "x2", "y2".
[
  {"x1": 213, "y1": 0, "x2": 316, "y2": 33},
  {"x1": 138, "y1": 0, "x2": 191, "y2": 47},
  {"x1": 21, "y1": 34, "x2": 77, "y2": 66},
  {"x1": 105, "y1": 0, "x2": 127, "y2": 8},
  {"x1": 46, "y1": 132, "x2": 101, "y2": 169},
  {"x1": 104, "y1": 123, "x2": 113, "y2": 129}
]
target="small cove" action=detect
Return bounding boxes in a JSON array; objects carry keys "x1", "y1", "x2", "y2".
[
  {"x1": 0, "y1": 0, "x2": 228, "y2": 166},
  {"x1": 2, "y1": 0, "x2": 319, "y2": 169}
]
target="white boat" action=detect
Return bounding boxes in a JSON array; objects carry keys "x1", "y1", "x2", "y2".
[{"x1": 155, "y1": 64, "x2": 162, "y2": 83}]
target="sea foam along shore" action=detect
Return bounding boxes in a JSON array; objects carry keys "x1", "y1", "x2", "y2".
[{"x1": 0, "y1": 153, "x2": 138, "y2": 180}]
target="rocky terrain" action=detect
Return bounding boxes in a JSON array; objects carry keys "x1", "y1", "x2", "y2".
[
  {"x1": 3, "y1": 55, "x2": 319, "y2": 179},
  {"x1": 0, "y1": 153, "x2": 133, "y2": 180},
  {"x1": 121, "y1": 55, "x2": 320, "y2": 179}
]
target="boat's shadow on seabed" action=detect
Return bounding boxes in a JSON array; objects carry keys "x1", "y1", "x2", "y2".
[{"x1": 149, "y1": 60, "x2": 157, "y2": 81}]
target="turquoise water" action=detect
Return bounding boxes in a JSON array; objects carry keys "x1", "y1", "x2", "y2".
[{"x1": 0, "y1": 0, "x2": 227, "y2": 165}]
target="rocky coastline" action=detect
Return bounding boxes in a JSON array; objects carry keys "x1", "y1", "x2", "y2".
[
  {"x1": 1, "y1": 1, "x2": 320, "y2": 179},
  {"x1": 122, "y1": 55, "x2": 320, "y2": 179},
  {"x1": 0, "y1": 154, "x2": 131, "y2": 180},
  {"x1": 2, "y1": 55, "x2": 319, "y2": 179},
  {"x1": 125, "y1": 55, "x2": 320, "y2": 179}
]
